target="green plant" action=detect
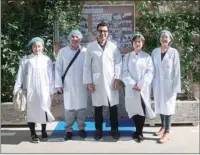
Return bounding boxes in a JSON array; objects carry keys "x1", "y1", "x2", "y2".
[
  {"x1": 1, "y1": 0, "x2": 84, "y2": 102},
  {"x1": 136, "y1": 1, "x2": 200, "y2": 98}
]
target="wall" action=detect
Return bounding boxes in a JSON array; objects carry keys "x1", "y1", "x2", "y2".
[{"x1": 1, "y1": 84, "x2": 199, "y2": 126}]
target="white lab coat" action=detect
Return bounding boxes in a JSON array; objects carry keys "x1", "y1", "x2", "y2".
[
  {"x1": 122, "y1": 51, "x2": 156, "y2": 119},
  {"x1": 13, "y1": 53, "x2": 55, "y2": 123},
  {"x1": 83, "y1": 40, "x2": 122, "y2": 107},
  {"x1": 152, "y1": 47, "x2": 181, "y2": 115},
  {"x1": 55, "y1": 46, "x2": 88, "y2": 110}
]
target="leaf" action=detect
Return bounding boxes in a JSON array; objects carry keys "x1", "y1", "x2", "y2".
[{"x1": 8, "y1": 23, "x2": 19, "y2": 30}]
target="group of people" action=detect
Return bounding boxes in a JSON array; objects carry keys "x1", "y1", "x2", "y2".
[{"x1": 13, "y1": 22, "x2": 181, "y2": 144}]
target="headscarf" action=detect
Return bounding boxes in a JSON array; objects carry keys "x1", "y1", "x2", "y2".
[
  {"x1": 158, "y1": 30, "x2": 174, "y2": 45},
  {"x1": 131, "y1": 32, "x2": 145, "y2": 41},
  {"x1": 28, "y1": 37, "x2": 44, "y2": 49},
  {"x1": 68, "y1": 29, "x2": 83, "y2": 40}
]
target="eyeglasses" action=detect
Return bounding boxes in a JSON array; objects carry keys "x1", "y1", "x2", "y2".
[{"x1": 98, "y1": 30, "x2": 108, "y2": 33}]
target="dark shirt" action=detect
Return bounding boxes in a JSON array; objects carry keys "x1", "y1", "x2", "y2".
[
  {"x1": 161, "y1": 52, "x2": 167, "y2": 61},
  {"x1": 97, "y1": 40, "x2": 107, "y2": 51}
]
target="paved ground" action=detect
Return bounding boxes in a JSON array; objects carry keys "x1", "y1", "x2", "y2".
[{"x1": 1, "y1": 121, "x2": 199, "y2": 154}]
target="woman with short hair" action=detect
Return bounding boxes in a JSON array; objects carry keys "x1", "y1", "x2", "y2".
[
  {"x1": 122, "y1": 32, "x2": 156, "y2": 143},
  {"x1": 13, "y1": 37, "x2": 55, "y2": 143}
]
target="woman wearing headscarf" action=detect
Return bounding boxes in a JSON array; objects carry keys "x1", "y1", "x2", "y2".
[
  {"x1": 55, "y1": 29, "x2": 88, "y2": 140},
  {"x1": 122, "y1": 32, "x2": 156, "y2": 143},
  {"x1": 151, "y1": 30, "x2": 181, "y2": 143},
  {"x1": 13, "y1": 37, "x2": 55, "y2": 143}
]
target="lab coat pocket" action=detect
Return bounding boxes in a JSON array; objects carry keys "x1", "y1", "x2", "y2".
[
  {"x1": 165, "y1": 57, "x2": 173, "y2": 71},
  {"x1": 92, "y1": 73, "x2": 101, "y2": 84},
  {"x1": 163, "y1": 58, "x2": 173, "y2": 78},
  {"x1": 63, "y1": 75, "x2": 72, "y2": 91}
]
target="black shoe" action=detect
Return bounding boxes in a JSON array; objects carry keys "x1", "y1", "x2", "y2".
[
  {"x1": 65, "y1": 132, "x2": 72, "y2": 140},
  {"x1": 132, "y1": 132, "x2": 138, "y2": 139},
  {"x1": 94, "y1": 130, "x2": 103, "y2": 140},
  {"x1": 136, "y1": 135, "x2": 144, "y2": 143},
  {"x1": 31, "y1": 134, "x2": 39, "y2": 143},
  {"x1": 79, "y1": 130, "x2": 87, "y2": 138},
  {"x1": 111, "y1": 130, "x2": 120, "y2": 140},
  {"x1": 41, "y1": 131, "x2": 48, "y2": 140}
]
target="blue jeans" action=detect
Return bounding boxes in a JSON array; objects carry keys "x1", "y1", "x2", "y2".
[{"x1": 160, "y1": 114, "x2": 172, "y2": 132}]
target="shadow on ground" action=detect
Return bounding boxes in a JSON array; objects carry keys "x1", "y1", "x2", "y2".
[
  {"x1": 1, "y1": 120, "x2": 194, "y2": 145},
  {"x1": 1, "y1": 129, "x2": 160, "y2": 145}
]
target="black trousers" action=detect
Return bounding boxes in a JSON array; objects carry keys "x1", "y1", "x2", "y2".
[
  {"x1": 132, "y1": 96, "x2": 146, "y2": 135},
  {"x1": 28, "y1": 112, "x2": 48, "y2": 136},
  {"x1": 94, "y1": 104, "x2": 118, "y2": 131}
]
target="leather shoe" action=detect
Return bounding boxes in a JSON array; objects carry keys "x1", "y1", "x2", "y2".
[
  {"x1": 79, "y1": 130, "x2": 87, "y2": 138},
  {"x1": 158, "y1": 132, "x2": 170, "y2": 144},
  {"x1": 136, "y1": 135, "x2": 144, "y2": 143},
  {"x1": 154, "y1": 127, "x2": 165, "y2": 136},
  {"x1": 65, "y1": 132, "x2": 72, "y2": 140},
  {"x1": 94, "y1": 130, "x2": 103, "y2": 140},
  {"x1": 132, "y1": 132, "x2": 138, "y2": 139},
  {"x1": 111, "y1": 130, "x2": 120, "y2": 140}
]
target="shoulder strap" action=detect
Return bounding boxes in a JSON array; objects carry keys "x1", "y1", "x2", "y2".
[{"x1": 62, "y1": 49, "x2": 81, "y2": 84}]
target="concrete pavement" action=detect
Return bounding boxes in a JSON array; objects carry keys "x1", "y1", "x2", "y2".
[{"x1": 1, "y1": 121, "x2": 199, "y2": 154}]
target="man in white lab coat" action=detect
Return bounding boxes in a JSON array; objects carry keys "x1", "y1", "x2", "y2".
[
  {"x1": 83, "y1": 22, "x2": 122, "y2": 140},
  {"x1": 13, "y1": 37, "x2": 55, "y2": 143},
  {"x1": 152, "y1": 30, "x2": 181, "y2": 143},
  {"x1": 55, "y1": 30, "x2": 88, "y2": 140}
]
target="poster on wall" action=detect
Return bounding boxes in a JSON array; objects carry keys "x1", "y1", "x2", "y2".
[
  {"x1": 58, "y1": 4, "x2": 135, "y2": 53},
  {"x1": 80, "y1": 14, "x2": 88, "y2": 35},
  {"x1": 90, "y1": 12, "x2": 133, "y2": 49}
]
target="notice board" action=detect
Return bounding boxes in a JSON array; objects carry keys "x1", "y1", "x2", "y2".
[{"x1": 80, "y1": 4, "x2": 135, "y2": 54}]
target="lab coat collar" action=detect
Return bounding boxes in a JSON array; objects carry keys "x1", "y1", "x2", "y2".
[
  {"x1": 160, "y1": 47, "x2": 172, "y2": 62},
  {"x1": 95, "y1": 40, "x2": 109, "y2": 52}
]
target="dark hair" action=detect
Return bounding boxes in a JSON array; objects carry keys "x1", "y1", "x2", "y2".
[
  {"x1": 132, "y1": 35, "x2": 144, "y2": 42},
  {"x1": 96, "y1": 21, "x2": 109, "y2": 31},
  {"x1": 131, "y1": 35, "x2": 145, "y2": 50}
]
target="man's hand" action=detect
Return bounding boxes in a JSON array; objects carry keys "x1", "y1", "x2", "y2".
[
  {"x1": 57, "y1": 87, "x2": 63, "y2": 94},
  {"x1": 132, "y1": 85, "x2": 141, "y2": 92},
  {"x1": 88, "y1": 83, "x2": 95, "y2": 93},
  {"x1": 113, "y1": 79, "x2": 120, "y2": 90}
]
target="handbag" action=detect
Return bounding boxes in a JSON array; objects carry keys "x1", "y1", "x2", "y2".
[
  {"x1": 13, "y1": 55, "x2": 29, "y2": 111},
  {"x1": 13, "y1": 89, "x2": 27, "y2": 111}
]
